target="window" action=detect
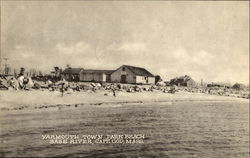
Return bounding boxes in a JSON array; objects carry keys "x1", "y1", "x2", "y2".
[{"x1": 122, "y1": 67, "x2": 125, "y2": 71}]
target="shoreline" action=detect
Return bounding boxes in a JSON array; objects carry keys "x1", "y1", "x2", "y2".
[
  {"x1": 2, "y1": 98, "x2": 245, "y2": 112},
  {"x1": 0, "y1": 90, "x2": 248, "y2": 112}
]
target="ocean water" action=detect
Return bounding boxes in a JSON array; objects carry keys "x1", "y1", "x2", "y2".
[{"x1": 0, "y1": 100, "x2": 249, "y2": 158}]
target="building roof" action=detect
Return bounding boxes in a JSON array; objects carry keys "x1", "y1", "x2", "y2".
[
  {"x1": 81, "y1": 69, "x2": 114, "y2": 75},
  {"x1": 232, "y1": 83, "x2": 246, "y2": 90},
  {"x1": 121, "y1": 65, "x2": 154, "y2": 77},
  {"x1": 62, "y1": 68, "x2": 83, "y2": 74}
]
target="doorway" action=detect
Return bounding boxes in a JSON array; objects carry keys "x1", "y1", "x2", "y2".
[{"x1": 121, "y1": 75, "x2": 127, "y2": 83}]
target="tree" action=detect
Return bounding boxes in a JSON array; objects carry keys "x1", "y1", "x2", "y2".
[
  {"x1": 155, "y1": 75, "x2": 162, "y2": 84},
  {"x1": 53, "y1": 66, "x2": 62, "y2": 80},
  {"x1": 19, "y1": 67, "x2": 25, "y2": 76},
  {"x1": 14, "y1": 69, "x2": 17, "y2": 78},
  {"x1": 66, "y1": 64, "x2": 71, "y2": 68},
  {"x1": 30, "y1": 68, "x2": 37, "y2": 77},
  {"x1": 38, "y1": 71, "x2": 43, "y2": 76},
  {"x1": 4, "y1": 66, "x2": 11, "y2": 75},
  {"x1": 54, "y1": 66, "x2": 59, "y2": 71}
]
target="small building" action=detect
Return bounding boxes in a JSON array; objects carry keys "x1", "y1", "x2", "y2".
[
  {"x1": 61, "y1": 68, "x2": 83, "y2": 82},
  {"x1": 232, "y1": 83, "x2": 246, "y2": 90},
  {"x1": 80, "y1": 69, "x2": 114, "y2": 82},
  {"x1": 169, "y1": 75, "x2": 196, "y2": 87},
  {"x1": 111, "y1": 65, "x2": 155, "y2": 84}
]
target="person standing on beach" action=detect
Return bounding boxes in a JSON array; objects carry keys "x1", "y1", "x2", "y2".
[
  {"x1": 111, "y1": 84, "x2": 116, "y2": 97},
  {"x1": 60, "y1": 82, "x2": 65, "y2": 97},
  {"x1": 112, "y1": 88, "x2": 116, "y2": 97}
]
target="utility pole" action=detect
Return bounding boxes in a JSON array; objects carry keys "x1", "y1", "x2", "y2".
[
  {"x1": 4, "y1": 58, "x2": 8, "y2": 66},
  {"x1": 0, "y1": 5, "x2": 1, "y2": 75},
  {"x1": 0, "y1": 56, "x2": 1, "y2": 75},
  {"x1": 3, "y1": 58, "x2": 8, "y2": 75}
]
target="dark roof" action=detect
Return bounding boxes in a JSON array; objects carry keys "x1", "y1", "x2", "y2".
[
  {"x1": 122, "y1": 65, "x2": 154, "y2": 77},
  {"x1": 62, "y1": 68, "x2": 83, "y2": 74},
  {"x1": 81, "y1": 69, "x2": 114, "y2": 75},
  {"x1": 232, "y1": 83, "x2": 246, "y2": 89}
]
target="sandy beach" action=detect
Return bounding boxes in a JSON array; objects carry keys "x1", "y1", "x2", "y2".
[{"x1": 0, "y1": 90, "x2": 247, "y2": 110}]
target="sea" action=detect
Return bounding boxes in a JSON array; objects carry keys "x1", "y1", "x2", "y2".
[{"x1": 0, "y1": 100, "x2": 249, "y2": 158}]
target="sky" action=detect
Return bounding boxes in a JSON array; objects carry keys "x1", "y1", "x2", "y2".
[{"x1": 1, "y1": 1, "x2": 249, "y2": 84}]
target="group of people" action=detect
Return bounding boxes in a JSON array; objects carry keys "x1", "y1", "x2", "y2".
[{"x1": 1, "y1": 72, "x2": 34, "y2": 90}]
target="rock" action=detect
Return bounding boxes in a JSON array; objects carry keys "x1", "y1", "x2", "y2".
[
  {"x1": 91, "y1": 83, "x2": 96, "y2": 87},
  {"x1": 96, "y1": 83, "x2": 102, "y2": 87},
  {"x1": 48, "y1": 87, "x2": 54, "y2": 91},
  {"x1": 33, "y1": 83, "x2": 41, "y2": 89},
  {"x1": 67, "y1": 88, "x2": 74, "y2": 93},
  {"x1": 0, "y1": 80, "x2": 8, "y2": 90}
]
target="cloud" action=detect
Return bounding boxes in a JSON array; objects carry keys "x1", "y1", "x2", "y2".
[
  {"x1": 5, "y1": 41, "x2": 249, "y2": 84},
  {"x1": 165, "y1": 49, "x2": 216, "y2": 72},
  {"x1": 104, "y1": 42, "x2": 149, "y2": 67},
  {"x1": 55, "y1": 42, "x2": 91, "y2": 55},
  {"x1": 149, "y1": 48, "x2": 249, "y2": 84},
  {"x1": 7, "y1": 41, "x2": 148, "y2": 71},
  {"x1": 53, "y1": 41, "x2": 148, "y2": 69},
  {"x1": 53, "y1": 41, "x2": 102, "y2": 68},
  {"x1": 7, "y1": 45, "x2": 45, "y2": 71},
  {"x1": 2, "y1": 1, "x2": 248, "y2": 84},
  {"x1": 107, "y1": 42, "x2": 147, "y2": 52}
]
